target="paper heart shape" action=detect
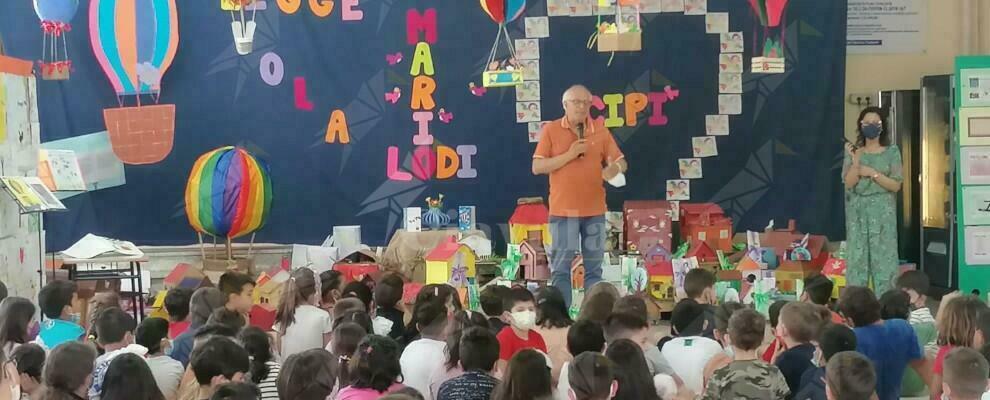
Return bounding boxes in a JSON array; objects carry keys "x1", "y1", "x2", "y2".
[{"x1": 518, "y1": 112, "x2": 526, "y2": 119}]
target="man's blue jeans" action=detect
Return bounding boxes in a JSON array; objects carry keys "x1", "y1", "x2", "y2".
[{"x1": 549, "y1": 215, "x2": 606, "y2": 307}]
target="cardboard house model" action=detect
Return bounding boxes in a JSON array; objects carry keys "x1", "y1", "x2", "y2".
[
  {"x1": 759, "y1": 220, "x2": 829, "y2": 269},
  {"x1": 646, "y1": 259, "x2": 674, "y2": 300},
  {"x1": 685, "y1": 240, "x2": 718, "y2": 264},
  {"x1": 254, "y1": 269, "x2": 290, "y2": 307},
  {"x1": 520, "y1": 230, "x2": 550, "y2": 281},
  {"x1": 334, "y1": 249, "x2": 382, "y2": 284},
  {"x1": 425, "y1": 236, "x2": 477, "y2": 286},
  {"x1": 623, "y1": 200, "x2": 673, "y2": 253},
  {"x1": 250, "y1": 303, "x2": 277, "y2": 331},
  {"x1": 571, "y1": 255, "x2": 585, "y2": 290},
  {"x1": 509, "y1": 198, "x2": 551, "y2": 245},
  {"x1": 821, "y1": 255, "x2": 847, "y2": 299},
  {"x1": 680, "y1": 203, "x2": 734, "y2": 252},
  {"x1": 164, "y1": 263, "x2": 212, "y2": 290}
]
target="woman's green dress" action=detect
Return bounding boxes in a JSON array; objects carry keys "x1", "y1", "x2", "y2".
[{"x1": 843, "y1": 145, "x2": 903, "y2": 293}]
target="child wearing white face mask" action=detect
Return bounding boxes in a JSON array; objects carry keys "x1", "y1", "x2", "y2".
[{"x1": 496, "y1": 287, "x2": 548, "y2": 375}]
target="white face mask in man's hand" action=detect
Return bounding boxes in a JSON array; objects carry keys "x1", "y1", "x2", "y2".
[{"x1": 607, "y1": 172, "x2": 626, "y2": 187}]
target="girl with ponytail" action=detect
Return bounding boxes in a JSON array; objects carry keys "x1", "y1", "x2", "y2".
[
  {"x1": 238, "y1": 326, "x2": 280, "y2": 400},
  {"x1": 274, "y1": 268, "x2": 333, "y2": 361}
]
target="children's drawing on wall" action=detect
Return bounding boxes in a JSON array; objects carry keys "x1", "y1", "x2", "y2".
[
  {"x1": 515, "y1": 39, "x2": 541, "y2": 60},
  {"x1": 718, "y1": 94, "x2": 742, "y2": 115},
  {"x1": 692, "y1": 136, "x2": 718, "y2": 157},
  {"x1": 517, "y1": 81, "x2": 541, "y2": 102},
  {"x1": 666, "y1": 179, "x2": 690, "y2": 200},
  {"x1": 528, "y1": 122, "x2": 547, "y2": 143},
  {"x1": 719, "y1": 54, "x2": 743, "y2": 73},
  {"x1": 684, "y1": 0, "x2": 707, "y2": 14},
  {"x1": 516, "y1": 102, "x2": 541, "y2": 123},
  {"x1": 719, "y1": 73, "x2": 742, "y2": 94},
  {"x1": 678, "y1": 158, "x2": 702, "y2": 179},
  {"x1": 721, "y1": 32, "x2": 744, "y2": 53},
  {"x1": 519, "y1": 59, "x2": 541, "y2": 81},
  {"x1": 705, "y1": 115, "x2": 729, "y2": 136},
  {"x1": 525, "y1": 17, "x2": 550, "y2": 38}
]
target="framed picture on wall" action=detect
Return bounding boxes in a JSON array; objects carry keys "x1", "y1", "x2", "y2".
[{"x1": 959, "y1": 107, "x2": 990, "y2": 146}]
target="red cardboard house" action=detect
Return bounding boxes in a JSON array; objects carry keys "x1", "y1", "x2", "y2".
[
  {"x1": 623, "y1": 200, "x2": 673, "y2": 253},
  {"x1": 760, "y1": 220, "x2": 829, "y2": 269},
  {"x1": 680, "y1": 203, "x2": 734, "y2": 252},
  {"x1": 685, "y1": 240, "x2": 718, "y2": 264},
  {"x1": 164, "y1": 263, "x2": 212, "y2": 290},
  {"x1": 520, "y1": 230, "x2": 550, "y2": 281}
]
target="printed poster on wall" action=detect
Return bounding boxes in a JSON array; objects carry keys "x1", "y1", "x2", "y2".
[
  {"x1": 846, "y1": 0, "x2": 925, "y2": 54},
  {"x1": 965, "y1": 226, "x2": 990, "y2": 265},
  {"x1": 962, "y1": 185, "x2": 990, "y2": 226},
  {"x1": 960, "y1": 69, "x2": 990, "y2": 108}
]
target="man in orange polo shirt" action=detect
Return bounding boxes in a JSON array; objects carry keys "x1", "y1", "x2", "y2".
[{"x1": 532, "y1": 85, "x2": 628, "y2": 306}]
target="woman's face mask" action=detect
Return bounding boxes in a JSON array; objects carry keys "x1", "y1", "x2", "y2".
[{"x1": 861, "y1": 123, "x2": 882, "y2": 139}]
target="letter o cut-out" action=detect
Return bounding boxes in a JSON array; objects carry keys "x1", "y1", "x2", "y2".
[{"x1": 260, "y1": 52, "x2": 285, "y2": 86}]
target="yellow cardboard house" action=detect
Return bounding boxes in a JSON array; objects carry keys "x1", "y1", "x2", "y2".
[
  {"x1": 509, "y1": 198, "x2": 551, "y2": 245},
  {"x1": 254, "y1": 269, "x2": 290, "y2": 307},
  {"x1": 425, "y1": 236, "x2": 477, "y2": 286}
]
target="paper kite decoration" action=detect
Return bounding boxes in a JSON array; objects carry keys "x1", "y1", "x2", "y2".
[
  {"x1": 222, "y1": 0, "x2": 259, "y2": 55},
  {"x1": 184, "y1": 146, "x2": 273, "y2": 240},
  {"x1": 34, "y1": 0, "x2": 80, "y2": 80},
  {"x1": 90, "y1": 0, "x2": 179, "y2": 164}
]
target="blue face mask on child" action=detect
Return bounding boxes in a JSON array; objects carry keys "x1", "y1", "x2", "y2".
[{"x1": 861, "y1": 123, "x2": 882, "y2": 139}]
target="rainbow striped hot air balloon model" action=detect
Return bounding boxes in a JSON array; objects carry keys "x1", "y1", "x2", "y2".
[
  {"x1": 89, "y1": 0, "x2": 180, "y2": 164},
  {"x1": 34, "y1": 0, "x2": 80, "y2": 80},
  {"x1": 480, "y1": 0, "x2": 527, "y2": 88},
  {"x1": 185, "y1": 147, "x2": 273, "y2": 261}
]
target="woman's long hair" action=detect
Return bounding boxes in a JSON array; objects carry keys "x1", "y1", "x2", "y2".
[
  {"x1": 275, "y1": 268, "x2": 319, "y2": 335},
  {"x1": 349, "y1": 335, "x2": 402, "y2": 393},
  {"x1": 605, "y1": 339, "x2": 661, "y2": 400},
  {"x1": 401, "y1": 284, "x2": 462, "y2": 345},
  {"x1": 535, "y1": 286, "x2": 574, "y2": 329},
  {"x1": 491, "y1": 349, "x2": 553, "y2": 400},
  {"x1": 100, "y1": 353, "x2": 165, "y2": 400},
  {"x1": 238, "y1": 326, "x2": 274, "y2": 384},
  {"x1": 277, "y1": 349, "x2": 337, "y2": 400},
  {"x1": 854, "y1": 106, "x2": 891, "y2": 148},
  {"x1": 0, "y1": 297, "x2": 36, "y2": 350},
  {"x1": 36, "y1": 342, "x2": 97, "y2": 400}
]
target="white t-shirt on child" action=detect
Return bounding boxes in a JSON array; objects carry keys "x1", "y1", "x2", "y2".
[
  {"x1": 554, "y1": 361, "x2": 571, "y2": 400},
  {"x1": 400, "y1": 337, "x2": 447, "y2": 400},
  {"x1": 660, "y1": 336, "x2": 723, "y2": 394},
  {"x1": 276, "y1": 304, "x2": 333, "y2": 361}
]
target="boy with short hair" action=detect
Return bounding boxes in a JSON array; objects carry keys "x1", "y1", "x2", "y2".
[
  {"x1": 775, "y1": 302, "x2": 827, "y2": 397},
  {"x1": 375, "y1": 273, "x2": 407, "y2": 340},
  {"x1": 794, "y1": 323, "x2": 858, "y2": 400},
  {"x1": 802, "y1": 274, "x2": 844, "y2": 324},
  {"x1": 190, "y1": 336, "x2": 251, "y2": 400},
  {"x1": 208, "y1": 307, "x2": 247, "y2": 331},
  {"x1": 703, "y1": 308, "x2": 790, "y2": 400},
  {"x1": 662, "y1": 299, "x2": 723, "y2": 395},
  {"x1": 496, "y1": 287, "x2": 547, "y2": 373},
  {"x1": 556, "y1": 319, "x2": 607, "y2": 400},
  {"x1": 88, "y1": 307, "x2": 144, "y2": 400},
  {"x1": 603, "y1": 312, "x2": 675, "y2": 376},
  {"x1": 825, "y1": 351, "x2": 877, "y2": 400},
  {"x1": 36, "y1": 280, "x2": 85, "y2": 350},
  {"x1": 164, "y1": 287, "x2": 194, "y2": 339},
  {"x1": 838, "y1": 286, "x2": 927, "y2": 400},
  {"x1": 896, "y1": 270, "x2": 938, "y2": 354},
  {"x1": 942, "y1": 347, "x2": 990, "y2": 400},
  {"x1": 400, "y1": 300, "x2": 450, "y2": 400},
  {"x1": 480, "y1": 285, "x2": 510, "y2": 335},
  {"x1": 683, "y1": 268, "x2": 717, "y2": 339},
  {"x1": 437, "y1": 327, "x2": 501, "y2": 400},
  {"x1": 218, "y1": 271, "x2": 255, "y2": 317}
]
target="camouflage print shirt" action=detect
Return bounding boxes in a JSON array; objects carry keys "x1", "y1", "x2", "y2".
[{"x1": 702, "y1": 360, "x2": 791, "y2": 400}]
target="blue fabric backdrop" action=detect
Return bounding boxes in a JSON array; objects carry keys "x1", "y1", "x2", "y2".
[{"x1": 0, "y1": 0, "x2": 847, "y2": 251}]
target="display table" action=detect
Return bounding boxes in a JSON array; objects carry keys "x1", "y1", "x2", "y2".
[
  {"x1": 57, "y1": 254, "x2": 148, "y2": 321},
  {"x1": 382, "y1": 229, "x2": 487, "y2": 279}
]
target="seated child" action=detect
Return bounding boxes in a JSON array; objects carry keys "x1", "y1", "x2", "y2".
[
  {"x1": 400, "y1": 299, "x2": 449, "y2": 400},
  {"x1": 604, "y1": 339, "x2": 662, "y2": 400},
  {"x1": 932, "y1": 296, "x2": 987, "y2": 399},
  {"x1": 878, "y1": 289, "x2": 931, "y2": 397},
  {"x1": 218, "y1": 271, "x2": 256, "y2": 319},
  {"x1": 566, "y1": 352, "x2": 617, "y2": 400},
  {"x1": 211, "y1": 382, "x2": 262, "y2": 400},
  {"x1": 775, "y1": 302, "x2": 828, "y2": 397},
  {"x1": 762, "y1": 300, "x2": 790, "y2": 363},
  {"x1": 331, "y1": 321, "x2": 367, "y2": 389},
  {"x1": 602, "y1": 312, "x2": 675, "y2": 376},
  {"x1": 135, "y1": 317, "x2": 184, "y2": 399},
  {"x1": 492, "y1": 349, "x2": 554, "y2": 400},
  {"x1": 10, "y1": 344, "x2": 45, "y2": 400},
  {"x1": 275, "y1": 268, "x2": 333, "y2": 361},
  {"x1": 190, "y1": 336, "x2": 251, "y2": 400},
  {"x1": 437, "y1": 327, "x2": 501, "y2": 400},
  {"x1": 556, "y1": 320, "x2": 606, "y2": 400},
  {"x1": 35, "y1": 280, "x2": 84, "y2": 350},
  {"x1": 703, "y1": 308, "x2": 790, "y2": 400},
  {"x1": 794, "y1": 323, "x2": 857, "y2": 400},
  {"x1": 825, "y1": 351, "x2": 877, "y2": 400},
  {"x1": 703, "y1": 301, "x2": 745, "y2": 385},
  {"x1": 895, "y1": 271, "x2": 938, "y2": 354},
  {"x1": 430, "y1": 310, "x2": 490, "y2": 399},
  {"x1": 164, "y1": 288, "x2": 194, "y2": 339},
  {"x1": 975, "y1": 308, "x2": 990, "y2": 349},
  {"x1": 337, "y1": 335, "x2": 407, "y2": 399},
  {"x1": 683, "y1": 269, "x2": 717, "y2": 339},
  {"x1": 496, "y1": 287, "x2": 547, "y2": 374},
  {"x1": 375, "y1": 273, "x2": 407, "y2": 340},
  {"x1": 942, "y1": 347, "x2": 990, "y2": 400},
  {"x1": 802, "y1": 274, "x2": 843, "y2": 324},
  {"x1": 611, "y1": 296, "x2": 677, "y2": 379},
  {"x1": 838, "y1": 286, "x2": 925, "y2": 400},
  {"x1": 88, "y1": 307, "x2": 143, "y2": 400},
  {"x1": 481, "y1": 286, "x2": 510, "y2": 335},
  {"x1": 661, "y1": 299, "x2": 723, "y2": 395}
]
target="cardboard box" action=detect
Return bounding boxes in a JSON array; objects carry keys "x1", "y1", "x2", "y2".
[
  {"x1": 598, "y1": 32, "x2": 642, "y2": 52},
  {"x1": 483, "y1": 70, "x2": 523, "y2": 88}
]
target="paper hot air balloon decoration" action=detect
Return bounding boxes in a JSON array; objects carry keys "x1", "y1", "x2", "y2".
[
  {"x1": 480, "y1": 0, "x2": 527, "y2": 88},
  {"x1": 222, "y1": 0, "x2": 259, "y2": 55},
  {"x1": 748, "y1": 0, "x2": 789, "y2": 74},
  {"x1": 34, "y1": 0, "x2": 79, "y2": 80},
  {"x1": 89, "y1": 0, "x2": 179, "y2": 164},
  {"x1": 185, "y1": 146, "x2": 273, "y2": 259},
  {"x1": 594, "y1": 0, "x2": 642, "y2": 57}
]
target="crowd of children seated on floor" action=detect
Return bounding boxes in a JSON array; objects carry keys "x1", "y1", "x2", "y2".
[{"x1": 0, "y1": 267, "x2": 986, "y2": 400}]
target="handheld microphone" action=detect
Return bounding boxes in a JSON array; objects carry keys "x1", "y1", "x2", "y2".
[{"x1": 577, "y1": 123, "x2": 585, "y2": 158}]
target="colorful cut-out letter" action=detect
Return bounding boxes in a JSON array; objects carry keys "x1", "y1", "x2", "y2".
[
  {"x1": 342, "y1": 0, "x2": 363, "y2": 20},
  {"x1": 277, "y1": 0, "x2": 301, "y2": 13},
  {"x1": 386, "y1": 147, "x2": 413, "y2": 181},
  {"x1": 648, "y1": 92, "x2": 671, "y2": 126},
  {"x1": 456, "y1": 145, "x2": 478, "y2": 178},
  {"x1": 309, "y1": 0, "x2": 334, "y2": 17},
  {"x1": 410, "y1": 76, "x2": 437, "y2": 110},
  {"x1": 412, "y1": 111, "x2": 435, "y2": 145},
  {"x1": 624, "y1": 92, "x2": 648, "y2": 127},
  {"x1": 409, "y1": 42, "x2": 435, "y2": 76},
  {"x1": 436, "y1": 145, "x2": 460, "y2": 179},
  {"x1": 406, "y1": 9, "x2": 438, "y2": 45},
  {"x1": 325, "y1": 109, "x2": 350, "y2": 143},
  {"x1": 602, "y1": 94, "x2": 624, "y2": 128},
  {"x1": 410, "y1": 145, "x2": 437, "y2": 180},
  {"x1": 260, "y1": 52, "x2": 284, "y2": 86},
  {"x1": 294, "y1": 77, "x2": 315, "y2": 111}
]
